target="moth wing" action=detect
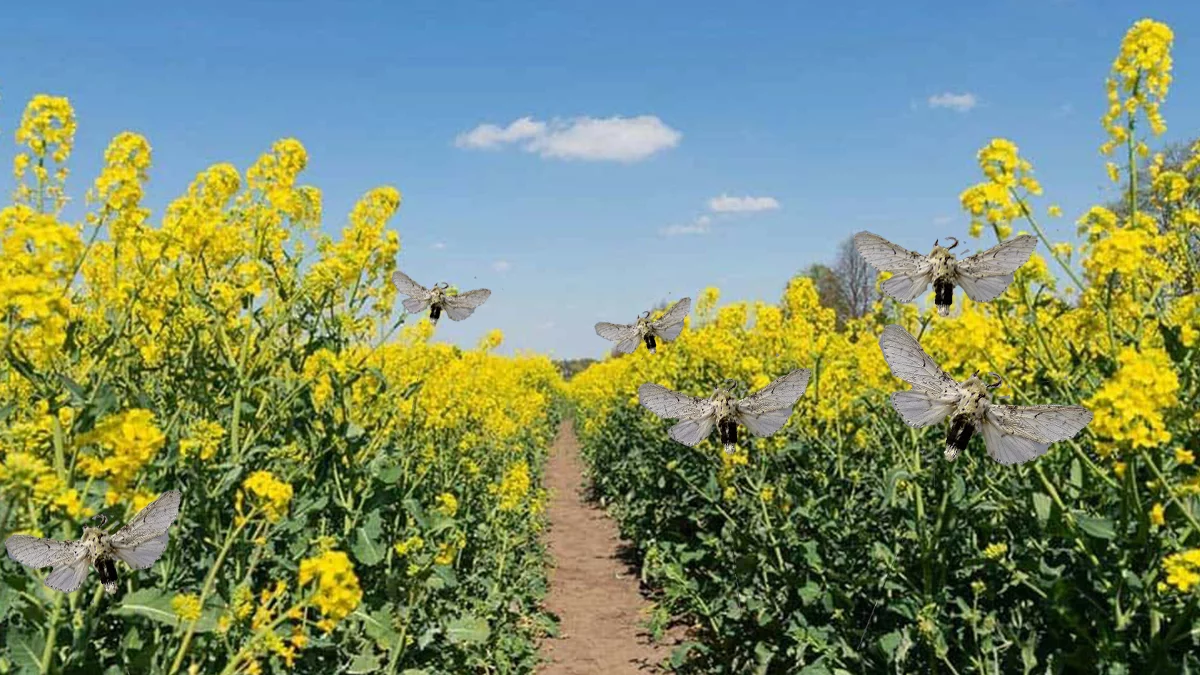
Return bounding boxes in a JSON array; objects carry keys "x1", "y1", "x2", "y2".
[
  {"x1": 614, "y1": 332, "x2": 642, "y2": 354},
  {"x1": 45, "y1": 557, "x2": 91, "y2": 593},
  {"x1": 654, "y1": 320, "x2": 686, "y2": 343},
  {"x1": 638, "y1": 383, "x2": 715, "y2": 421},
  {"x1": 595, "y1": 322, "x2": 636, "y2": 343},
  {"x1": 109, "y1": 490, "x2": 182, "y2": 550},
  {"x1": 5, "y1": 535, "x2": 83, "y2": 569},
  {"x1": 981, "y1": 408, "x2": 1051, "y2": 465},
  {"x1": 853, "y1": 232, "x2": 927, "y2": 273},
  {"x1": 112, "y1": 532, "x2": 170, "y2": 570},
  {"x1": 734, "y1": 369, "x2": 811, "y2": 437},
  {"x1": 736, "y1": 407, "x2": 795, "y2": 438},
  {"x1": 954, "y1": 235, "x2": 1037, "y2": 301},
  {"x1": 392, "y1": 271, "x2": 431, "y2": 300},
  {"x1": 650, "y1": 297, "x2": 692, "y2": 342},
  {"x1": 881, "y1": 269, "x2": 934, "y2": 303},
  {"x1": 890, "y1": 391, "x2": 956, "y2": 428},
  {"x1": 988, "y1": 404, "x2": 1093, "y2": 444},
  {"x1": 954, "y1": 273, "x2": 1014, "y2": 303},
  {"x1": 668, "y1": 415, "x2": 716, "y2": 447},
  {"x1": 442, "y1": 289, "x2": 491, "y2": 321},
  {"x1": 878, "y1": 325, "x2": 958, "y2": 396},
  {"x1": 402, "y1": 296, "x2": 432, "y2": 314}
]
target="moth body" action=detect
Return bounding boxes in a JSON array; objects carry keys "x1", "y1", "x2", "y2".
[
  {"x1": 945, "y1": 375, "x2": 989, "y2": 459},
  {"x1": 96, "y1": 556, "x2": 119, "y2": 594},
  {"x1": 929, "y1": 244, "x2": 957, "y2": 317},
  {"x1": 643, "y1": 334, "x2": 657, "y2": 354},
  {"x1": 428, "y1": 286, "x2": 446, "y2": 326},
  {"x1": 711, "y1": 393, "x2": 737, "y2": 454}
]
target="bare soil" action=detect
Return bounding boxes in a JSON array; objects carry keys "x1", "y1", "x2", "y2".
[{"x1": 538, "y1": 420, "x2": 679, "y2": 674}]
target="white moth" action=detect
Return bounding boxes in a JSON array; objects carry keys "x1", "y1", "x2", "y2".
[
  {"x1": 595, "y1": 297, "x2": 691, "y2": 355},
  {"x1": 878, "y1": 324, "x2": 1092, "y2": 464},
  {"x1": 5, "y1": 490, "x2": 181, "y2": 594},
  {"x1": 638, "y1": 369, "x2": 811, "y2": 454},
  {"x1": 392, "y1": 271, "x2": 492, "y2": 326},
  {"x1": 854, "y1": 232, "x2": 1037, "y2": 316}
]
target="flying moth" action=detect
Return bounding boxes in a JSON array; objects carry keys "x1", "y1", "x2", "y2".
[
  {"x1": 595, "y1": 297, "x2": 691, "y2": 355},
  {"x1": 392, "y1": 271, "x2": 492, "y2": 326},
  {"x1": 854, "y1": 232, "x2": 1037, "y2": 316},
  {"x1": 5, "y1": 490, "x2": 181, "y2": 594},
  {"x1": 638, "y1": 369, "x2": 811, "y2": 454},
  {"x1": 878, "y1": 324, "x2": 1092, "y2": 464}
]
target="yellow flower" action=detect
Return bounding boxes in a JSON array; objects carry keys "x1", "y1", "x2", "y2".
[
  {"x1": 1085, "y1": 347, "x2": 1179, "y2": 456},
  {"x1": 171, "y1": 593, "x2": 202, "y2": 622},
  {"x1": 75, "y1": 409, "x2": 166, "y2": 492},
  {"x1": 435, "y1": 492, "x2": 459, "y2": 517},
  {"x1": 1150, "y1": 503, "x2": 1165, "y2": 526},
  {"x1": 1175, "y1": 448, "x2": 1195, "y2": 466},
  {"x1": 298, "y1": 550, "x2": 362, "y2": 623},
  {"x1": 241, "y1": 471, "x2": 294, "y2": 523},
  {"x1": 1048, "y1": 204, "x2": 1063, "y2": 217},
  {"x1": 496, "y1": 460, "x2": 531, "y2": 512},
  {"x1": 393, "y1": 535, "x2": 424, "y2": 556},
  {"x1": 983, "y1": 542, "x2": 1008, "y2": 560},
  {"x1": 178, "y1": 420, "x2": 224, "y2": 462},
  {"x1": 1163, "y1": 549, "x2": 1200, "y2": 592}
]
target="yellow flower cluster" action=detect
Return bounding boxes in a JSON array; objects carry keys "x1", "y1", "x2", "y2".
[
  {"x1": 179, "y1": 420, "x2": 224, "y2": 462},
  {"x1": 297, "y1": 550, "x2": 362, "y2": 627},
  {"x1": 982, "y1": 543, "x2": 1008, "y2": 560},
  {"x1": 240, "y1": 471, "x2": 294, "y2": 523},
  {"x1": 1163, "y1": 549, "x2": 1200, "y2": 592},
  {"x1": 1102, "y1": 19, "x2": 1173, "y2": 155},
  {"x1": 172, "y1": 593, "x2": 203, "y2": 621},
  {"x1": 496, "y1": 460, "x2": 531, "y2": 512},
  {"x1": 75, "y1": 409, "x2": 166, "y2": 494},
  {"x1": 959, "y1": 139, "x2": 1041, "y2": 238},
  {"x1": 1085, "y1": 347, "x2": 1180, "y2": 456}
]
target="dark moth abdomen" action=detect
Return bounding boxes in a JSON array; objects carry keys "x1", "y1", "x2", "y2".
[
  {"x1": 430, "y1": 304, "x2": 442, "y2": 323},
  {"x1": 643, "y1": 335, "x2": 657, "y2": 353},
  {"x1": 718, "y1": 418, "x2": 738, "y2": 453},
  {"x1": 945, "y1": 414, "x2": 975, "y2": 461},
  {"x1": 934, "y1": 278, "x2": 954, "y2": 308},
  {"x1": 96, "y1": 556, "x2": 118, "y2": 592}
]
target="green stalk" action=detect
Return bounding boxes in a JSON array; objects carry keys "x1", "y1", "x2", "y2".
[{"x1": 168, "y1": 511, "x2": 256, "y2": 675}]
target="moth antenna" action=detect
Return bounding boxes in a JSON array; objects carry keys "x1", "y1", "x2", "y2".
[
  {"x1": 970, "y1": 369, "x2": 979, "y2": 379},
  {"x1": 944, "y1": 236, "x2": 959, "y2": 250},
  {"x1": 92, "y1": 514, "x2": 108, "y2": 527},
  {"x1": 985, "y1": 372, "x2": 1003, "y2": 389}
]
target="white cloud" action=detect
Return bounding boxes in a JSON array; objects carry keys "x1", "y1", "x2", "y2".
[
  {"x1": 454, "y1": 117, "x2": 545, "y2": 149},
  {"x1": 455, "y1": 115, "x2": 681, "y2": 162},
  {"x1": 661, "y1": 215, "x2": 712, "y2": 236},
  {"x1": 933, "y1": 215, "x2": 954, "y2": 225},
  {"x1": 927, "y1": 92, "x2": 978, "y2": 112},
  {"x1": 492, "y1": 260, "x2": 512, "y2": 272},
  {"x1": 708, "y1": 194, "x2": 781, "y2": 213},
  {"x1": 431, "y1": 242, "x2": 446, "y2": 250}
]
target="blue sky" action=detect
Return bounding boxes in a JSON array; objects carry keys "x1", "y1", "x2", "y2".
[{"x1": 1, "y1": 0, "x2": 1197, "y2": 359}]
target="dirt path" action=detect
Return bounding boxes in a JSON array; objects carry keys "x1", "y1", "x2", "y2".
[{"x1": 539, "y1": 420, "x2": 676, "y2": 674}]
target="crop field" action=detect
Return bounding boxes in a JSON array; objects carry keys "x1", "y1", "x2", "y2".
[
  {"x1": 0, "y1": 15, "x2": 1197, "y2": 675},
  {"x1": 568, "y1": 19, "x2": 1199, "y2": 675}
]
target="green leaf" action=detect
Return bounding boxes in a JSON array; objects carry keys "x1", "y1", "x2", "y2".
[
  {"x1": 1076, "y1": 513, "x2": 1116, "y2": 540},
  {"x1": 347, "y1": 651, "x2": 381, "y2": 674},
  {"x1": 401, "y1": 670, "x2": 430, "y2": 675},
  {"x1": 6, "y1": 629, "x2": 44, "y2": 674},
  {"x1": 352, "y1": 511, "x2": 385, "y2": 566},
  {"x1": 357, "y1": 607, "x2": 400, "y2": 651},
  {"x1": 444, "y1": 615, "x2": 490, "y2": 645},
  {"x1": 113, "y1": 589, "x2": 179, "y2": 627},
  {"x1": 1032, "y1": 493, "x2": 1052, "y2": 527}
]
